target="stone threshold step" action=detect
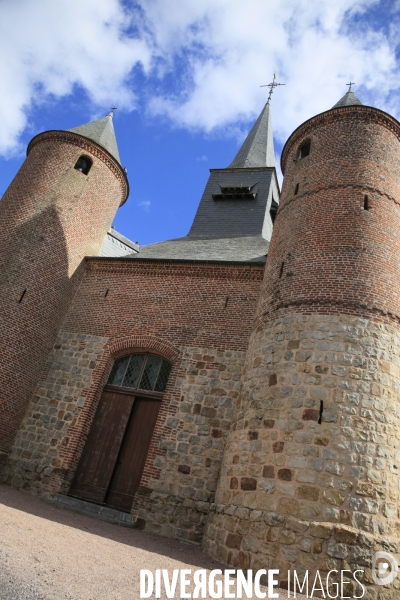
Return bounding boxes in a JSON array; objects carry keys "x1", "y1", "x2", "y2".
[{"x1": 47, "y1": 494, "x2": 135, "y2": 527}]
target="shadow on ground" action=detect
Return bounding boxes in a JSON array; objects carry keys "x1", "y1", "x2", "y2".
[{"x1": 0, "y1": 484, "x2": 224, "y2": 571}]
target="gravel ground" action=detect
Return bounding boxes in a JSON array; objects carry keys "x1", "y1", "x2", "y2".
[{"x1": 0, "y1": 485, "x2": 307, "y2": 599}]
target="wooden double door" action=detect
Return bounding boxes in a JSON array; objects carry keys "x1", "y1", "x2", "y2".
[{"x1": 69, "y1": 385, "x2": 161, "y2": 512}]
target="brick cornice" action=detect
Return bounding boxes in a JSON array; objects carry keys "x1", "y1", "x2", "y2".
[
  {"x1": 281, "y1": 105, "x2": 400, "y2": 174},
  {"x1": 85, "y1": 257, "x2": 264, "y2": 280},
  {"x1": 277, "y1": 182, "x2": 400, "y2": 217},
  {"x1": 256, "y1": 298, "x2": 400, "y2": 327},
  {"x1": 27, "y1": 130, "x2": 129, "y2": 205}
]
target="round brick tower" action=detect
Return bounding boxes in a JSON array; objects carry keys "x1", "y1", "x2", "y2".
[
  {"x1": 0, "y1": 115, "x2": 128, "y2": 457},
  {"x1": 205, "y1": 91, "x2": 400, "y2": 593}
]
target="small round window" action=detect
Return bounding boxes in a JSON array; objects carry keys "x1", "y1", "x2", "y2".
[{"x1": 107, "y1": 353, "x2": 172, "y2": 393}]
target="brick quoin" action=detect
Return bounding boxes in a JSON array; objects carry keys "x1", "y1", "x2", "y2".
[{"x1": 0, "y1": 131, "x2": 128, "y2": 456}]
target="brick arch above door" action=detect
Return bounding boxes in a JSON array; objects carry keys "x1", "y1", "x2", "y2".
[
  {"x1": 108, "y1": 334, "x2": 180, "y2": 362},
  {"x1": 101, "y1": 334, "x2": 181, "y2": 393},
  {"x1": 59, "y1": 333, "x2": 181, "y2": 478}
]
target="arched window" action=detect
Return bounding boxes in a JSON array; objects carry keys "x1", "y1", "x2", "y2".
[
  {"x1": 297, "y1": 141, "x2": 310, "y2": 160},
  {"x1": 107, "y1": 353, "x2": 172, "y2": 393},
  {"x1": 74, "y1": 155, "x2": 92, "y2": 175}
]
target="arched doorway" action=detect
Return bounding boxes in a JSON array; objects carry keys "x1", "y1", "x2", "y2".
[{"x1": 69, "y1": 353, "x2": 172, "y2": 512}]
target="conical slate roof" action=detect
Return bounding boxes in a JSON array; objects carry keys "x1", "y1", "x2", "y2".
[
  {"x1": 332, "y1": 90, "x2": 363, "y2": 109},
  {"x1": 228, "y1": 101, "x2": 275, "y2": 169},
  {"x1": 68, "y1": 114, "x2": 121, "y2": 163}
]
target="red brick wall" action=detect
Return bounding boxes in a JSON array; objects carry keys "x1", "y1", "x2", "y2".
[
  {"x1": 258, "y1": 105, "x2": 400, "y2": 323},
  {"x1": 3, "y1": 258, "x2": 263, "y2": 542},
  {"x1": 57, "y1": 258, "x2": 263, "y2": 484},
  {"x1": 64, "y1": 258, "x2": 262, "y2": 348},
  {"x1": 0, "y1": 132, "x2": 128, "y2": 455},
  {"x1": 59, "y1": 259, "x2": 262, "y2": 533}
]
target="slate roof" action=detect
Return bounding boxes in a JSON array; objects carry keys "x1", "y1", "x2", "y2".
[
  {"x1": 188, "y1": 168, "x2": 276, "y2": 239},
  {"x1": 128, "y1": 236, "x2": 269, "y2": 263},
  {"x1": 332, "y1": 90, "x2": 363, "y2": 108},
  {"x1": 103, "y1": 100, "x2": 278, "y2": 265},
  {"x1": 69, "y1": 114, "x2": 121, "y2": 163},
  {"x1": 228, "y1": 101, "x2": 275, "y2": 168}
]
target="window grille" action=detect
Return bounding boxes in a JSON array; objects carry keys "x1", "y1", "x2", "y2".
[{"x1": 107, "y1": 353, "x2": 172, "y2": 393}]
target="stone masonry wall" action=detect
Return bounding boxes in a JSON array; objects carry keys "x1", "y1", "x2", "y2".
[
  {"x1": 2, "y1": 330, "x2": 245, "y2": 544},
  {"x1": 132, "y1": 345, "x2": 245, "y2": 543},
  {"x1": 1, "y1": 258, "x2": 263, "y2": 543},
  {"x1": 204, "y1": 313, "x2": 400, "y2": 597}
]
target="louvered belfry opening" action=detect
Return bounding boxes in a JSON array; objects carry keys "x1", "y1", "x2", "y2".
[{"x1": 69, "y1": 353, "x2": 172, "y2": 512}]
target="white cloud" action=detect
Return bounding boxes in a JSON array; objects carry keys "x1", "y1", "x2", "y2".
[
  {"x1": 0, "y1": 0, "x2": 151, "y2": 154},
  {"x1": 141, "y1": 0, "x2": 399, "y2": 145},
  {"x1": 1, "y1": 0, "x2": 400, "y2": 156},
  {"x1": 138, "y1": 200, "x2": 151, "y2": 212},
  {"x1": 196, "y1": 155, "x2": 208, "y2": 162}
]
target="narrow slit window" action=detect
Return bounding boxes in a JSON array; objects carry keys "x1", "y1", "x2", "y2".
[
  {"x1": 74, "y1": 156, "x2": 92, "y2": 175},
  {"x1": 18, "y1": 289, "x2": 26, "y2": 303},
  {"x1": 279, "y1": 262, "x2": 285, "y2": 278},
  {"x1": 364, "y1": 195, "x2": 369, "y2": 210},
  {"x1": 298, "y1": 141, "x2": 310, "y2": 160},
  {"x1": 318, "y1": 401, "x2": 323, "y2": 424},
  {"x1": 294, "y1": 183, "x2": 299, "y2": 195},
  {"x1": 270, "y1": 198, "x2": 278, "y2": 224}
]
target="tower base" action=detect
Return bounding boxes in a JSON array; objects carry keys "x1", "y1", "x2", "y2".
[{"x1": 204, "y1": 313, "x2": 400, "y2": 596}]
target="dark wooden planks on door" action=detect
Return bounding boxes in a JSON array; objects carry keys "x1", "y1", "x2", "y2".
[
  {"x1": 68, "y1": 390, "x2": 134, "y2": 504},
  {"x1": 105, "y1": 397, "x2": 161, "y2": 512}
]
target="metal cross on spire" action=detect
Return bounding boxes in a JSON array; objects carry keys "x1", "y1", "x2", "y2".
[
  {"x1": 260, "y1": 72, "x2": 285, "y2": 102},
  {"x1": 108, "y1": 107, "x2": 118, "y2": 116},
  {"x1": 346, "y1": 82, "x2": 355, "y2": 92}
]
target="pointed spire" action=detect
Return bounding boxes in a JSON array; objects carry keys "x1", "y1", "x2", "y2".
[
  {"x1": 228, "y1": 101, "x2": 275, "y2": 169},
  {"x1": 332, "y1": 89, "x2": 363, "y2": 109},
  {"x1": 68, "y1": 113, "x2": 121, "y2": 163}
]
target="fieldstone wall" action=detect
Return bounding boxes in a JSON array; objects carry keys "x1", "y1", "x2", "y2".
[
  {"x1": 132, "y1": 346, "x2": 245, "y2": 543},
  {"x1": 1, "y1": 329, "x2": 246, "y2": 543},
  {"x1": 204, "y1": 313, "x2": 400, "y2": 596},
  {"x1": 0, "y1": 331, "x2": 109, "y2": 496}
]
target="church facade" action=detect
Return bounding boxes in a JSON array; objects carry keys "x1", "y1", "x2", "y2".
[{"x1": 1, "y1": 89, "x2": 400, "y2": 594}]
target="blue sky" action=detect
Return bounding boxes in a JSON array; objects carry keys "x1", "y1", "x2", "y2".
[{"x1": 0, "y1": 0, "x2": 399, "y2": 245}]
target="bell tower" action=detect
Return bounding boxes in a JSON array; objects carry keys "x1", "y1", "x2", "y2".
[
  {"x1": 205, "y1": 88, "x2": 400, "y2": 593},
  {"x1": 0, "y1": 113, "x2": 128, "y2": 457}
]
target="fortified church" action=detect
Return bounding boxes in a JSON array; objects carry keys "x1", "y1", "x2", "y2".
[{"x1": 1, "y1": 85, "x2": 400, "y2": 593}]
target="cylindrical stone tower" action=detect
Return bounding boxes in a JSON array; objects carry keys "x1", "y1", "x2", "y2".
[
  {"x1": 205, "y1": 93, "x2": 400, "y2": 594},
  {"x1": 0, "y1": 117, "x2": 128, "y2": 457}
]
